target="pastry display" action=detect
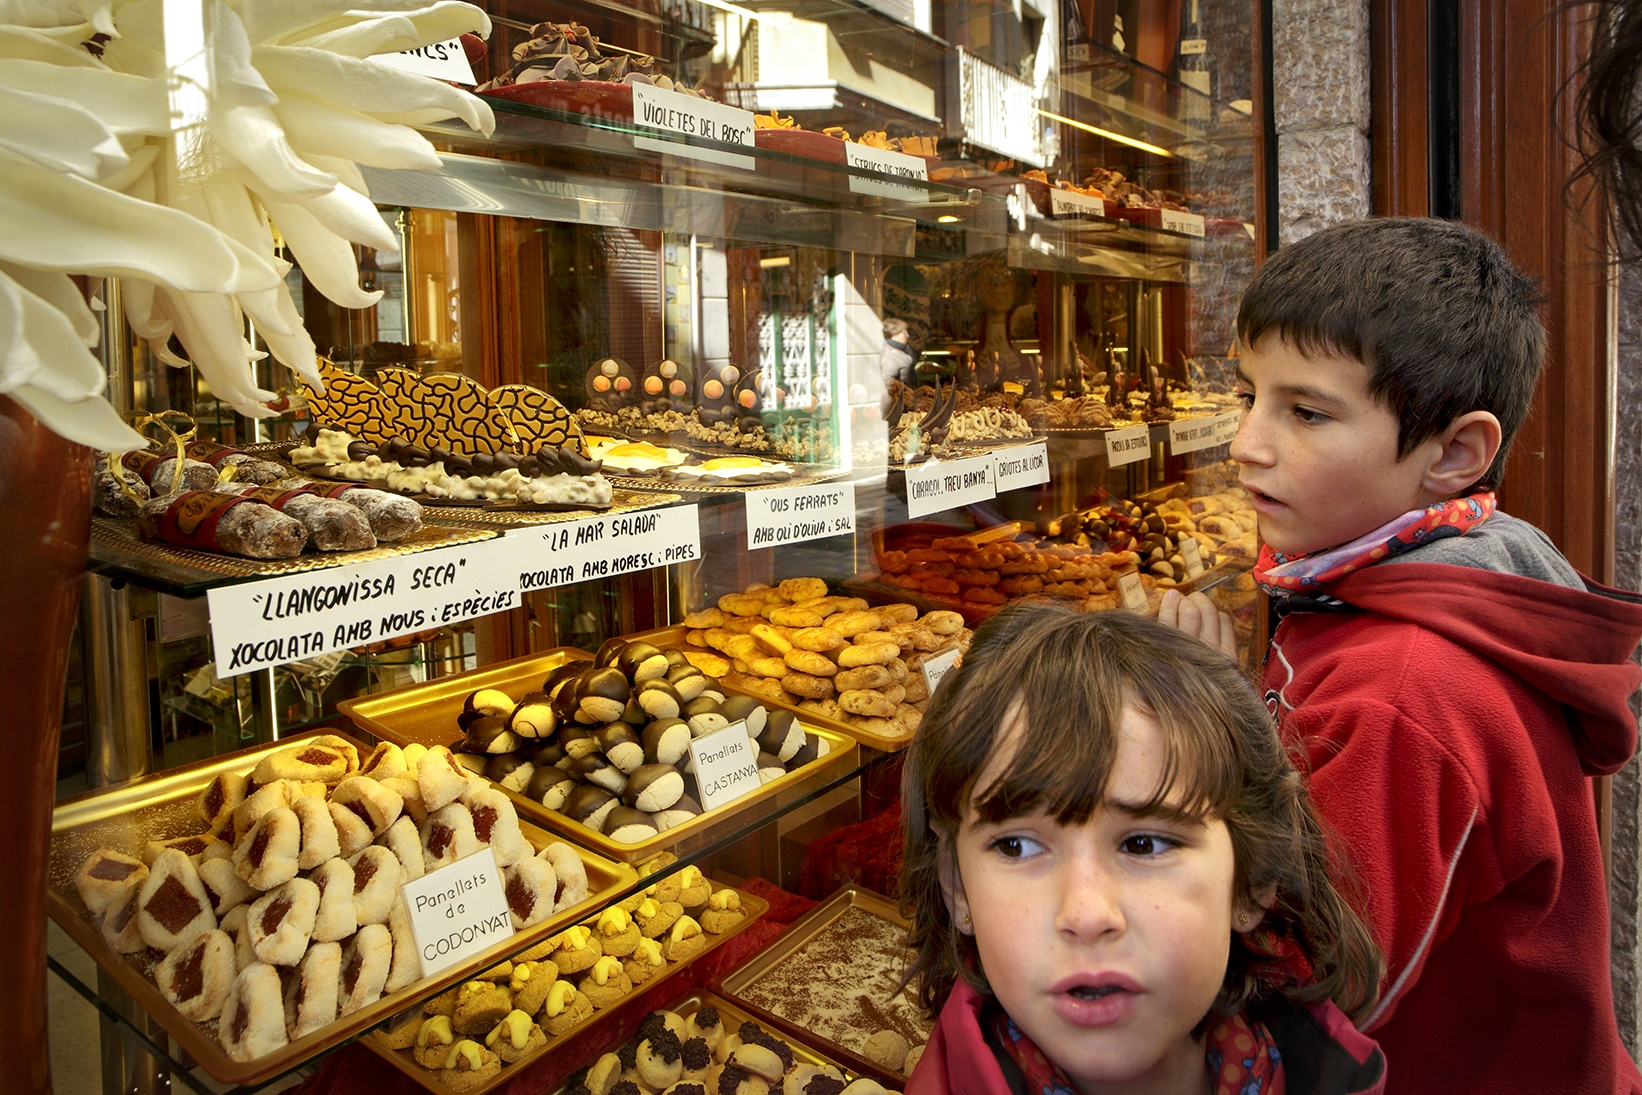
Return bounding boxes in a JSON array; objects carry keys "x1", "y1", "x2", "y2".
[
  {"x1": 666, "y1": 578, "x2": 971, "y2": 741},
  {"x1": 586, "y1": 440, "x2": 691, "y2": 477},
  {"x1": 66, "y1": 735, "x2": 591, "y2": 1064},
  {"x1": 731, "y1": 905, "x2": 930, "y2": 1080},
  {"x1": 289, "y1": 428, "x2": 612, "y2": 508},
  {"x1": 136, "y1": 490, "x2": 308, "y2": 560},
  {"x1": 478, "y1": 22, "x2": 682, "y2": 92},
  {"x1": 367, "y1": 880, "x2": 761, "y2": 1087},
  {"x1": 444, "y1": 644, "x2": 836, "y2": 843},
  {"x1": 1043, "y1": 486, "x2": 1259, "y2": 568}
]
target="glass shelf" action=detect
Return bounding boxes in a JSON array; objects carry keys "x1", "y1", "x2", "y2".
[{"x1": 54, "y1": 744, "x2": 900, "y2": 1093}]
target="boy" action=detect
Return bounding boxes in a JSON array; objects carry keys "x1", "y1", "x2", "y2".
[{"x1": 1162, "y1": 218, "x2": 1642, "y2": 1094}]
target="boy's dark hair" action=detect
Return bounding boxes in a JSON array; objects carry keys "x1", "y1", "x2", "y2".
[
  {"x1": 899, "y1": 602, "x2": 1384, "y2": 1027},
  {"x1": 1237, "y1": 217, "x2": 1545, "y2": 491}
]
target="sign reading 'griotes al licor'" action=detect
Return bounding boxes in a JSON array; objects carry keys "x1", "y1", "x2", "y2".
[
  {"x1": 402, "y1": 848, "x2": 514, "y2": 977},
  {"x1": 992, "y1": 442, "x2": 1050, "y2": 493},
  {"x1": 632, "y1": 84, "x2": 756, "y2": 170},
  {"x1": 206, "y1": 536, "x2": 520, "y2": 677},
  {"x1": 509, "y1": 504, "x2": 702, "y2": 592}
]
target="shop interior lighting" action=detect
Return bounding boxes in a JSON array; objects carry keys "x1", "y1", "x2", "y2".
[
  {"x1": 759, "y1": 256, "x2": 791, "y2": 268},
  {"x1": 937, "y1": 215, "x2": 962, "y2": 223},
  {"x1": 1036, "y1": 109, "x2": 1173, "y2": 158}
]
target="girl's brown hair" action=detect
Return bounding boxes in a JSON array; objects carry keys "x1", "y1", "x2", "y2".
[{"x1": 899, "y1": 601, "x2": 1383, "y2": 1026}]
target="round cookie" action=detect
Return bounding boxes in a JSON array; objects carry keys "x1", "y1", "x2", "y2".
[
  {"x1": 551, "y1": 924, "x2": 601, "y2": 973},
  {"x1": 485, "y1": 1010, "x2": 547, "y2": 1064},
  {"x1": 623, "y1": 937, "x2": 667, "y2": 984},
  {"x1": 634, "y1": 897, "x2": 683, "y2": 939},
  {"x1": 543, "y1": 980, "x2": 595, "y2": 1036},
  {"x1": 439, "y1": 1040, "x2": 503, "y2": 1093},
  {"x1": 580, "y1": 955, "x2": 633, "y2": 1008},
  {"x1": 413, "y1": 1015, "x2": 457, "y2": 1068},
  {"x1": 699, "y1": 889, "x2": 746, "y2": 934},
  {"x1": 862, "y1": 1030, "x2": 910, "y2": 1073},
  {"x1": 509, "y1": 959, "x2": 557, "y2": 1015},
  {"x1": 595, "y1": 905, "x2": 643, "y2": 957}
]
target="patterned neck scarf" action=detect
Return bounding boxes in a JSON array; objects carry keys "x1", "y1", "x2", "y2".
[
  {"x1": 988, "y1": 1006, "x2": 1283, "y2": 1095},
  {"x1": 1253, "y1": 492, "x2": 1496, "y2": 599}
]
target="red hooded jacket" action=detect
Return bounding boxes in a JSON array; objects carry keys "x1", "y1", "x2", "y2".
[
  {"x1": 1264, "y1": 515, "x2": 1642, "y2": 1094},
  {"x1": 908, "y1": 979, "x2": 1387, "y2": 1095}
]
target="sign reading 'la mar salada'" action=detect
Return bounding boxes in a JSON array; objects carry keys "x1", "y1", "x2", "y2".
[{"x1": 510, "y1": 504, "x2": 702, "y2": 592}]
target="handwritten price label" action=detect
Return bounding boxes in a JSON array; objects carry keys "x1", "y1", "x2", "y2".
[
  {"x1": 904, "y1": 453, "x2": 996, "y2": 518},
  {"x1": 509, "y1": 505, "x2": 701, "y2": 592},
  {"x1": 1118, "y1": 571, "x2": 1149, "y2": 612},
  {"x1": 1104, "y1": 425, "x2": 1151, "y2": 467},
  {"x1": 745, "y1": 482, "x2": 856, "y2": 550},
  {"x1": 633, "y1": 84, "x2": 756, "y2": 170},
  {"x1": 402, "y1": 848, "x2": 513, "y2": 977}
]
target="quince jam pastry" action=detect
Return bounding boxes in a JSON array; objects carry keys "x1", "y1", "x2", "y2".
[{"x1": 70, "y1": 736, "x2": 590, "y2": 1064}]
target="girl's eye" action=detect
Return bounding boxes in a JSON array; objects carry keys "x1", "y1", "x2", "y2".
[
  {"x1": 1120, "y1": 834, "x2": 1179, "y2": 857},
  {"x1": 990, "y1": 835, "x2": 1044, "y2": 859}
]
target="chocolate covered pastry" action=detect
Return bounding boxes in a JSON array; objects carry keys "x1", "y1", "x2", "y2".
[
  {"x1": 214, "y1": 484, "x2": 375, "y2": 552},
  {"x1": 137, "y1": 490, "x2": 306, "y2": 559},
  {"x1": 272, "y1": 477, "x2": 423, "y2": 541}
]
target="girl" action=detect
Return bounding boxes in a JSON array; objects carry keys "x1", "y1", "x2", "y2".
[{"x1": 901, "y1": 603, "x2": 1385, "y2": 1095}]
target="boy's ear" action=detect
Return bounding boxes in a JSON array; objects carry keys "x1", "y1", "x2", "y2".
[
  {"x1": 934, "y1": 828, "x2": 973, "y2": 935},
  {"x1": 1420, "y1": 410, "x2": 1502, "y2": 497}
]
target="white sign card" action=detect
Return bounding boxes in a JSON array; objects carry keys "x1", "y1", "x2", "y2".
[
  {"x1": 1104, "y1": 424, "x2": 1152, "y2": 467},
  {"x1": 1179, "y1": 537, "x2": 1205, "y2": 578},
  {"x1": 920, "y1": 647, "x2": 961, "y2": 695},
  {"x1": 401, "y1": 848, "x2": 514, "y2": 977},
  {"x1": 510, "y1": 505, "x2": 702, "y2": 593},
  {"x1": 1118, "y1": 571, "x2": 1149, "y2": 611},
  {"x1": 376, "y1": 39, "x2": 477, "y2": 85},
  {"x1": 993, "y1": 442, "x2": 1050, "y2": 493},
  {"x1": 904, "y1": 452, "x2": 996, "y2": 519},
  {"x1": 632, "y1": 84, "x2": 756, "y2": 170},
  {"x1": 1211, "y1": 411, "x2": 1242, "y2": 446},
  {"x1": 1160, "y1": 209, "x2": 1207, "y2": 237},
  {"x1": 690, "y1": 720, "x2": 760, "y2": 811},
  {"x1": 844, "y1": 142, "x2": 930, "y2": 201},
  {"x1": 745, "y1": 482, "x2": 856, "y2": 550},
  {"x1": 1168, "y1": 415, "x2": 1230, "y2": 456},
  {"x1": 1050, "y1": 189, "x2": 1107, "y2": 218},
  {"x1": 207, "y1": 536, "x2": 520, "y2": 678}
]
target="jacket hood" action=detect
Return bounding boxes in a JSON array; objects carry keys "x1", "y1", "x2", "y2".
[{"x1": 1329, "y1": 519, "x2": 1642, "y2": 774}]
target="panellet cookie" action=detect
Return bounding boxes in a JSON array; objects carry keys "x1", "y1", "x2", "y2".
[
  {"x1": 550, "y1": 924, "x2": 600, "y2": 973},
  {"x1": 74, "y1": 848, "x2": 147, "y2": 916},
  {"x1": 679, "y1": 1036, "x2": 713, "y2": 1081},
  {"x1": 595, "y1": 905, "x2": 642, "y2": 956},
  {"x1": 231, "y1": 781, "x2": 293, "y2": 843},
  {"x1": 360, "y1": 741, "x2": 408, "y2": 781},
  {"x1": 709, "y1": 1063, "x2": 769, "y2": 1095},
  {"x1": 579, "y1": 955, "x2": 632, "y2": 1008},
  {"x1": 327, "y1": 799, "x2": 375, "y2": 859},
  {"x1": 503, "y1": 855, "x2": 557, "y2": 931},
  {"x1": 508, "y1": 958, "x2": 557, "y2": 1015},
  {"x1": 675, "y1": 866, "x2": 711, "y2": 914},
  {"x1": 421, "y1": 803, "x2": 481, "y2": 873},
  {"x1": 310, "y1": 857, "x2": 358, "y2": 942},
  {"x1": 339, "y1": 923, "x2": 393, "y2": 1016},
  {"x1": 157, "y1": 929, "x2": 236, "y2": 1022},
  {"x1": 623, "y1": 937, "x2": 666, "y2": 985},
  {"x1": 461, "y1": 786, "x2": 531, "y2": 868},
  {"x1": 663, "y1": 916, "x2": 705, "y2": 963},
  {"x1": 418, "y1": 746, "x2": 472, "y2": 813},
  {"x1": 100, "y1": 892, "x2": 146, "y2": 954},
  {"x1": 284, "y1": 939, "x2": 341, "y2": 1040},
  {"x1": 248, "y1": 877, "x2": 320, "y2": 966},
  {"x1": 198, "y1": 855, "x2": 257, "y2": 917},
  {"x1": 543, "y1": 842, "x2": 589, "y2": 911},
  {"x1": 452, "y1": 979, "x2": 514, "y2": 1036},
  {"x1": 349, "y1": 845, "x2": 405, "y2": 926},
  {"x1": 234, "y1": 807, "x2": 302, "y2": 891},
  {"x1": 380, "y1": 774, "x2": 428, "y2": 826},
  {"x1": 218, "y1": 962, "x2": 289, "y2": 1063},
  {"x1": 413, "y1": 1014, "x2": 456, "y2": 1068},
  {"x1": 252, "y1": 740, "x2": 352, "y2": 787},
  {"x1": 685, "y1": 1005, "x2": 723, "y2": 1050},
  {"x1": 634, "y1": 897, "x2": 682, "y2": 939},
  {"x1": 384, "y1": 898, "x2": 422, "y2": 993},
  {"x1": 699, "y1": 890, "x2": 745, "y2": 934},
  {"x1": 378, "y1": 814, "x2": 426, "y2": 883},
  {"x1": 440, "y1": 1039, "x2": 503, "y2": 1093},
  {"x1": 141, "y1": 832, "x2": 218, "y2": 866},
  {"x1": 220, "y1": 904, "x2": 255, "y2": 970},
  {"x1": 136, "y1": 849, "x2": 218, "y2": 952},
  {"x1": 542, "y1": 980, "x2": 594, "y2": 1036},
  {"x1": 292, "y1": 795, "x2": 341, "y2": 870},
  {"x1": 586, "y1": 1050, "x2": 624, "y2": 1095},
  {"x1": 371, "y1": 1008, "x2": 422, "y2": 1051},
  {"x1": 861, "y1": 1030, "x2": 910, "y2": 1072},
  {"x1": 485, "y1": 1009, "x2": 547, "y2": 1064},
  {"x1": 197, "y1": 772, "x2": 248, "y2": 834},
  {"x1": 332, "y1": 776, "x2": 404, "y2": 839},
  {"x1": 637, "y1": 1029, "x2": 685, "y2": 1091}
]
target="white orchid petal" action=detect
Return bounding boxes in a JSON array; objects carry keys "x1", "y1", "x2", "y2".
[
  {"x1": 0, "y1": 262, "x2": 98, "y2": 346},
  {"x1": 159, "y1": 288, "x2": 271, "y2": 413},
  {"x1": 272, "y1": 91, "x2": 440, "y2": 170},
  {"x1": 121, "y1": 279, "x2": 172, "y2": 342},
  {"x1": 150, "y1": 334, "x2": 189, "y2": 368},
  {"x1": 213, "y1": 103, "x2": 337, "y2": 200},
  {"x1": 257, "y1": 284, "x2": 322, "y2": 387},
  {"x1": 291, "y1": 13, "x2": 421, "y2": 57},
  {"x1": 98, "y1": 141, "x2": 160, "y2": 194},
  {"x1": 275, "y1": 3, "x2": 488, "y2": 51},
  {"x1": 0, "y1": 60, "x2": 172, "y2": 134},
  {"x1": 98, "y1": 31, "x2": 164, "y2": 79},
  {"x1": 0, "y1": 25, "x2": 102, "y2": 67},
  {"x1": 261, "y1": 196, "x2": 383, "y2": 309},
  {"x1": 0, "y1": 83, "x2": 128, "y2": 179},
  {"x1": 204, "y1": 0, "x2": 277, "y2": 112},
  {"x1": 301, "y1": 153, "x2": 367, "y2": 196},
  {"x1": 227, "y1": 0, "x2": 465, "y2": 50},
  {"x1": 0, "y1": 270, "x2": 106, "y2": 402},
  {"x1": 9, "y1": 382, "x2": 147, "y2": 452},
  {"x1": 252, "y1": 44, "x2": 492, "y2": 134},
  {"x1": 0, "y1": 149, "x2": 271, "y2": 293}
]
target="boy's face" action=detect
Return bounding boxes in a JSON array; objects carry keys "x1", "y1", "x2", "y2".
[
  {"x1": 949, "y1": 707, "x2": 1239, "y2": 1095},
  {"x1": 1231, "y1": 335, "x2": 1436, "y2": 557}
]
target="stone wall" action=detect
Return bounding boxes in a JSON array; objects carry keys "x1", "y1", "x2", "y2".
[{"x1": 1271, "y1": 0, "x2": 1371, "y2": 244}]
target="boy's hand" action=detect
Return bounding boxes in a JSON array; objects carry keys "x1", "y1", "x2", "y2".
[{"x1": 1158, "y1": 589, "x2": 1239, "y2": 659}]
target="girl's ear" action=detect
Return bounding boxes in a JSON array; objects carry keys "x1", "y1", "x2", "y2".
[
  {"x1": 935, "y1": 828, "x2": 973, "y2": 935},
  {"x1": 1234, "y1": 883, "x2": 1278, "y2": 934}
]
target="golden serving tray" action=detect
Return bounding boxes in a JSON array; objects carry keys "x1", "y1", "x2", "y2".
[
  {"x1": 362, "y1": 885, "x2": 770, "y2": 1095},
  {"x1": 715, "y1": 886, "x2": 924, "y2": 1087},
  {"x1": 339, "y1": 649, "x2": 860, "y2": 864},
  {"x1": 47, "y1": 729, "x2": 637, "y2": 1086},
  {"x1": 628, "y1": 625, "x2": 918, "y2": 754}
]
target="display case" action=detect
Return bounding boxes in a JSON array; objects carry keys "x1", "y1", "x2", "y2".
[{"x1": 56, "y1": 2, "x2": 1265, "y2": 1091}]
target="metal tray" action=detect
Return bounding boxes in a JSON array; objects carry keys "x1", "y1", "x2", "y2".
[
  {"x1": 339, "y1": 650, "x2": 860, "y2": 863},
  {"x1": 626, "y1": 625, "x2": 915, "y2": 754},
  {"x1": 420, "y1": 489, "x2": 684, "y2": 527},
  {"x1": 47, "y1": 729, "x2": 637, "y2": 1086},
  {"x1": 362, "y1": 886, "x2": 770, "y2": 1095},
  {"x1": 716, "y1": 886, "x2": 926, "y2": 1087}
]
